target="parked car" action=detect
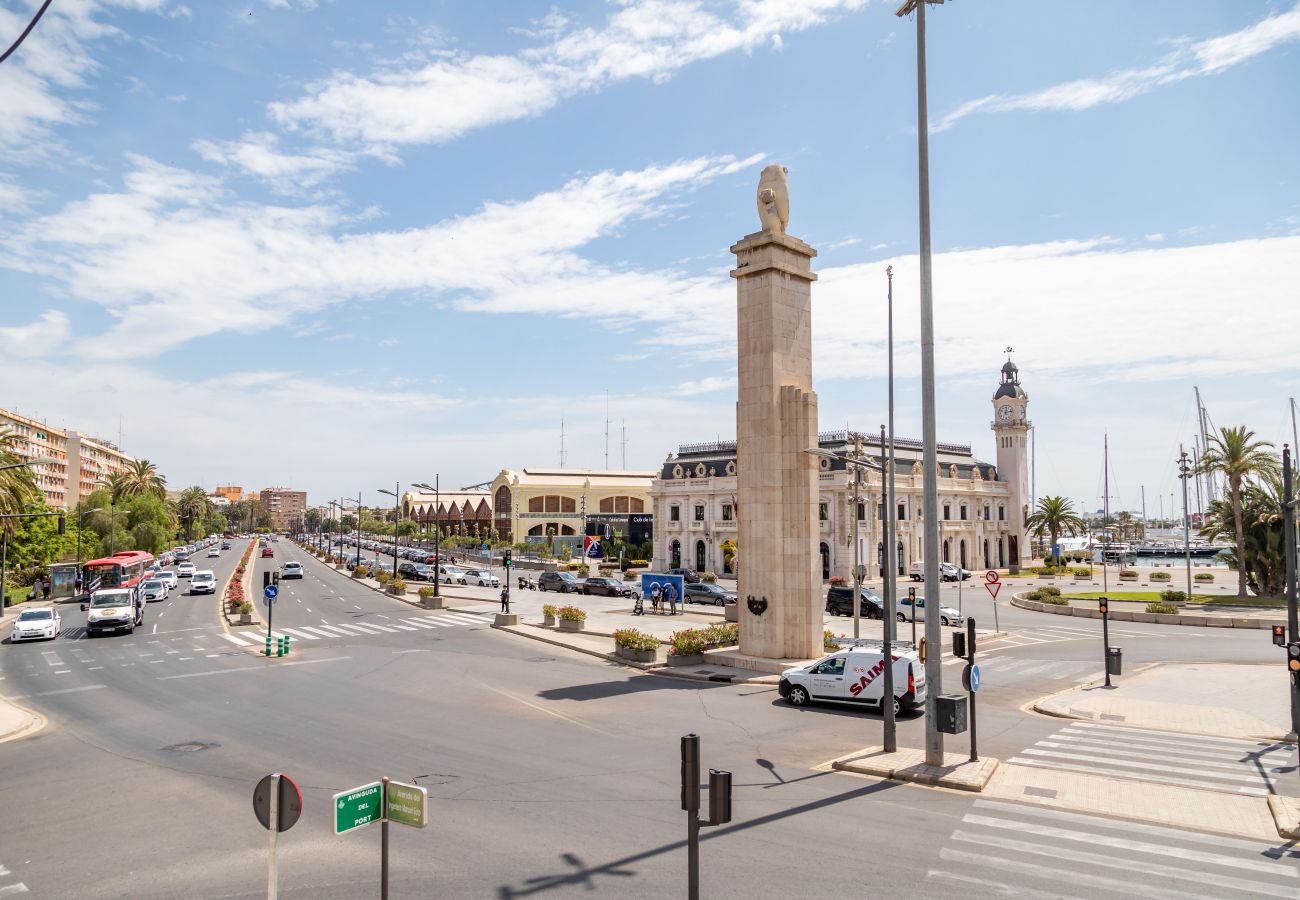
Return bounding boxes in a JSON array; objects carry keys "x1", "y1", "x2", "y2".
[
  {"x1": 668, "y1": 567, "x2": 701, "y2": 584},
  {"x1": 142, "y1": 578, "x2": 168, "y2": 602},
  {"x1": 346, "y1": 557, "x2": 376, "y2": 571},
  {"x1": 11, "y1": 607, "x2": 60, "y2": 642},
  {"x1": 398, "y1": 562, "x2": 436, "y2": 582},
  {"x1": 582, "y1": 576, "x2": 638, "y2": 598},
  {"x1": 940, "y1": 563, "x2": 972, "y2": 582},
  {"x1": 439, "y1": 565, "x2": 468, "y2": 585},
  {"x1": 177, "y1": 562, "x2": 196, "y2": 578},
  {"x1": 779, "y1": 645, "x2": 926, "y2": 716},
  {"x1": 538, "y1": 571, "x2": 581, "y2": 593},
  {"x1": 281, "y1": 561, "x2": 304, "y2": 579},
  {"x1": 825, "y1": 586, "x2": 885, "y2": 619},
  {"x1": 462, "y1": 568, "x2": 500, "y2": 588},
  {"x1": 188, "y1": 570, "x2": 217, "y2": 595},
  {"x1": 683, "y1": 582, "x2": 736, "y2": 607},
  {"x1": 896, "y1": 595, "x2": 964, "y2": 627}
]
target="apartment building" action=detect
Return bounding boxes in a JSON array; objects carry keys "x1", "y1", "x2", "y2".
[
  {"x1": 0, "y1": 407, "x2": 138, "y2": 510},
  {"x1": 259, "y1": 487, "x2": 308, "y2": 530}
]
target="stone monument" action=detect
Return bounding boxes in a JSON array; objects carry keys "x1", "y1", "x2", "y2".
[{"x1": 731, "y1": 165, "x2": 821, "y2": 660}]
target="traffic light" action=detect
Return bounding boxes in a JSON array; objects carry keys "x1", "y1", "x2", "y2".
[
  {"x1": 908, "y1": 586, "x2": 916, "y2": 602},
  {"x1": 1098, "y1": 597, "x2": 1108, "y2": 616},
  {"x1": 503, "y1": 549, "x2": 512, "y2": 568},
  {"x1": 953, "y1": 631, "x2": 966, "y2": 659},
  {"x1": 1288, "y1": 642, "x2": 1300, "y2": 673},
  {"x1": 1273, "y1": 624, "x2": 1287, "y2": 647},
  {"x1": 57, "y1": 515, "x2": 66, "y2": 535}
]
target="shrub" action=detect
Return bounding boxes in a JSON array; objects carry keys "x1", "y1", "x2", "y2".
[
  {"x1": 629, "y1": 559, "x2": 649, "y2": 568},
  {"x1": 701, "y1": 571, "x2": 717, "y2": 583},
  {"x1": 1035, "y1": 566, "x2": 1060, "y2": 577},
  {"x1": 566, "y1": 561, "x2": 585, "y2": 571},
  {"x1": 376, "y1": 570, "x2": 391, "y2": 585},
  {"x1": 1150, "y1": 571, "x2": 1172, "y2": 582},
  {"x1": 1039, "y1": 585, "x2": 1062, "y2": 597},
  {"x1": 828, "y1": 575, "x2": 845, "y2": 586},
  {"x1": 1159, "y1": 589, "x2": 1186, "y2": 603},
  {"x1": 1072, "y1": 568, "x2": 1092, "y2": 578},
  {"x1": 542, "y1": 604, "x2": 559, "y2": 618},
  {"x1": 702, "y1": 623, "x2": 739, "y2": 646},
  {"x1": 613, "y1": 628, "x2": 659, "y2": 652},
  {"x1": 353, "y1": 565, "x2": 370, "y2": 578},
  {"x1": 417, "y1": 586, "x2": 436, "y2": 598},
  {"x1": 669, "y1": 628, "x2": 709, "y2": 656},
  {"x1": 1118, "y1": 569, "x2": 1138, "y2": 578},
  {"x1": 824, "y1": 629, "x2": 841, "y2": 652},
  {"x1": 557, "y1": 605, "x2": 586, "y2": 622},
  {"x1": 1146, "y1": 602, "x2": 1179, "y2": 614},
  {"x1": 1194, "y1": 572, "x2": 1215, "y2": 582},
  {"x1": 1025, "y1": 589, "x2": 1067, "y2": 605},
  {"x1": 1040, "y1": 595, "x2": 1069, "y2": 606},
  {"x1": 623, "y1": 571, "x2": 639, "y2": 582},
  {"x1": 238, "y1": 601, "x2": 253, "y2": 615}
]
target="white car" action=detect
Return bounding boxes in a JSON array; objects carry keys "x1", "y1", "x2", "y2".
[
  {"x1": 142, "y1": 578, "x2": 168, "y2": 602},
  {"x1": 462, "y1": 568, "x2": 499, "y2": 587},
  {"x1": 177, "y1": 562, "x2": 196, "y2": 578},
  {"x1": 188, "y1": 570, "x2": 217, "y2": 594},
  {"x1": 896, "y1": 595, "x2": 964, "y2": 627},
  {"x1": 156, "y1": 571, "x2": 178, "y2": 590},
  {"x1": 281, "y1": 561, "x2": 303, "y2": 579},
  {"x1": 440, "y1": 565, "x2": 468, "y2": 585},
  {"x1": 11, "y1": 607, "x2": 60, "y2": 642},
  {"x1": 207, "y1": 547, "x2": 220, "y2": 558}
]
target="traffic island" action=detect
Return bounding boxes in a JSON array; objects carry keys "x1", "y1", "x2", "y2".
[
  {"x1": 829, "y1": 746, "x2": 999, "y2": 792},
  {"x1": 1267, "y1": 796, "x2": 1300, "y2": 840}
]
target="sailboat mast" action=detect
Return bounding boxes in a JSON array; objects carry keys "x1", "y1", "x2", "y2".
[{"x1": 1195, "y1": 386, "x2": 1214, "y2": 503}]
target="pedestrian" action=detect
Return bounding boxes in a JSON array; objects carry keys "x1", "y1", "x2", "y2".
[
  {"x1": 667, "y1": 582, "x2": 679, "y2": 615},
  {"x1": 499, "y1": 586, "x2": 510, "y2": 614},
  {"x1": 42, "y1": 579, "x2": 51, "y2": 600},
  {"x1": 30, "y1": 577, "x2": 43, "y2": 602},
  {"x1": 75, "y1": 571, "x2": 84, "y2": 594},
  {"x1": 650, "y1": 582, "x2": 662, "y2": 614}
]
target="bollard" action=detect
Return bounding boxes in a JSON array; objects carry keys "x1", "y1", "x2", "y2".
[{"x1": 265, "y1": 635, "x2": 273, "y2": 657}]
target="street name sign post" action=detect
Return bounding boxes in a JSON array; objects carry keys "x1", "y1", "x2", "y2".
[
  {"x1": 335, "y1": 778, "x2": 427, "y2": 899},
  {"x1": 385, "y1": 780, "x2": 428, "y2": 829},
  {"x1": 253, "y1": 773, "x2": 302, "y2": 900},
  {"x1": 334, "y1": 781, "x2": 382, "y2": 835}
]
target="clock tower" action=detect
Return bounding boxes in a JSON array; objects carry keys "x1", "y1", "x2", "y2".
[{"x1": 992, "y1": 353, "x2": 1031, "y2": 572}]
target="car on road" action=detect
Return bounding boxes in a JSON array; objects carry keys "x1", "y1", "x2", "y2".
[
  {"x1": 896, "y1": 595, "x2": 963, "y2": 627},
  {"x1": 439, "y1": 565, "x2": 469, "y2": 585},
  {"x1": 779, "y1": 645, "x2": 925, "y2": 716},
  {"x1": 683, "y1": 582, "x2": 736, "y2": 607},
  {"x1": 11, "y1": 607, "x2": 61, "y2": 642},
  {"x1": 142, "y1": 578, "x2": 168, "y2": 602},
  {"x1": 825, "y1": 586, "x2": 885, "y2": 619},
  {"x1": 174, "y1": 552, "x2": 190, "y2": 565},
  {"x1": 188, "y1": 570, "x2": 217, "y2": 594},
  {"x1": 261, "y1": 547, "x2": 274, "y2": 558},
  {"x1": 581, "y1": 576, "x2": 638, "y2": 598},
  {"x1": 668, "y1": 567, "x2": 701, "y2": 584},
  {"x1": 462, "y1": 568, "x2": 500, "y2": 588},
  {"x1": 281, "y1": 562, "x2": 303, "y2": 579},
  {"x1": 346, "y1": 557, "x2": 375, "y2": 571},
  {"x1": 220, "y1": 541, "x2": 232, "y2": 550},
  {"x1": 537, "y1": 571, "x2": 581, "y2": 593},
  {"x1": 940, "y1": 563, "x2": 971, "y2": 582},
  {"x1": 398, "y1": 562, "x2": 436, "y2": 582},
  {"x1": 82, "y1": 588, "x2": 143, "y2": 635},
  {"x1": 177, "y1": 562, "x2": 196, "y2": 578},
  {"x1": 207, "y1": 547, "x2": 220, "y2": 558},
  {"x1": 156, "y1": 571, "x2": 178, "y2": 590}
]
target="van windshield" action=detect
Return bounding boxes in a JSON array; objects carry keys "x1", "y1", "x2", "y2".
[{"x1": 91, "y1": 592, "x2": 131, "y2": 608}]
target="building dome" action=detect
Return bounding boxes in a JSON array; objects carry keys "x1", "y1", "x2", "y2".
[{"x1": 994, "y1": 357, "x2": 1027, "y2": 400}]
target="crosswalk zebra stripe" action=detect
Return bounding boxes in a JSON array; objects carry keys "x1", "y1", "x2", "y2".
[
  {"x1": 220, "y1": 634, "x2": 251, "y2": 646},
  {"x1": 441, "y1": 614, "x2": 489, "y2": 626},
  {"x1": 1069, "y1": 721, "x2": 1286, "y2": 749},
  {"x1": 927, "y1": 869, "x2": 1092, "y2": 900},
  {"x1": 1006, "y1": 757, "x2": 1270, "y2": 796},
  {"x1": 337, "y1": 622, "x2": 384, "y2": 634},
  {"x1": 360, "y1": 622, "x2": 400, "y2": 633},
  {"x1": 315, "y1": 623, "x2": 366, "y2": 635},
  {"x1": 1047, "y1": 732, "x2": 1283, "y2": 764},
  {"x1": 296, "y1": 626, "x2": 340, "y2": 639},
  {"x1": 939, "y1": 848, "x2": 1231, "y2": 900},
  {"x1": 1020, "y1": 746, "x2": 1271, "y2": 781},
  {"x1": 277, "y1": 628, "x2": 319, "y2": 640},
  {"x1": 388, "y1": 624, "x2": 418, "y2": 631},
  {"x1": 401, "y1": 619, "x2": 440, "y2": 629}
]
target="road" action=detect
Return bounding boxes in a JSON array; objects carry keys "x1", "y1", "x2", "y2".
[{"x1": 0, "y1": 540, "x2": 1295, "y2": 898}]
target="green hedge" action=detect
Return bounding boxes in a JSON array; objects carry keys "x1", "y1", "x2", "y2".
[
  {"x1": 1194, "y1": 572, "x2": 1214, "y2": 582},
  {"x1": 1146, "y1": 602, "x2": 1179, "y2": 614},
  {"x1": 1150, "y1": 571, "x2": 1172, "y2": 581}
]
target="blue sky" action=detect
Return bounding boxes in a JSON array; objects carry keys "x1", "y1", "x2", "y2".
[{"x1": 1, "y1": 0, "x2": 1297, "y2": 517}]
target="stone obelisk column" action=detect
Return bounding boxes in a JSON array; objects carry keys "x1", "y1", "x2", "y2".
[{"x1": 732, "y1": 165, "x2": 820, "y2": 661}]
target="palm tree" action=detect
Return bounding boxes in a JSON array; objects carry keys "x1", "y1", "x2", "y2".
[
  {"x1": 1025, "y1": 496, "x2": 1084, "y2": 568},
  {"x1": 0, "y1": 428, "x2": 40, "y2": 538},
  {"x1": 176, "y1": 486, "x2": 211, "y2": 540},
  {"x1": 720, "y1": 539, "x2": 738, "y2": 575},
  {"x1": 118, "y1": 459, "x2": 166, "y2": 499},
  {"x1": 1197, "y1": 426, "x2": 1278, "y2": 597}
]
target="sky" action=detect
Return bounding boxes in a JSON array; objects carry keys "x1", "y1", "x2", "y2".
[{"x1": 1, "y1": 0, "x2": 1298, "y2": 518}]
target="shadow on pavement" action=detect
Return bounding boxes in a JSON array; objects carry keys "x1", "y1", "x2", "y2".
[{"x1": 536, "y1": 673, "x2": 729, "y2": 702}]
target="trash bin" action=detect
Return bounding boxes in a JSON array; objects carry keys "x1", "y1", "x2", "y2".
[{"x1": 1106, "y1": 647, "x2": 1122, "y2": 676}]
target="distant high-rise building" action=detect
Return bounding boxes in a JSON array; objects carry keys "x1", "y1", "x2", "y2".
[{"x1": 259, "y1": 487, "x2": 308, "y2": 530}]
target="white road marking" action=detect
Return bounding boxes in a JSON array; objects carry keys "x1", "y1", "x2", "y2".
[
  {"x1": 926, "y1": 869, "x2": 1089, "y2": 900},
  {"x1": 402, "y1": 619, "x2": 439, "y2": 629},
  {"x1": 157, "y1": 656, "x2": 351, "y2": 680},
  {"x1": 54, "y1": 670, "x2": 70, "y2": 675},
  {"x1": 340, "y1": 622, "x2": 385, "y2": 634},
  {"x1": 152, "y1": 624, "x2": 158, "y2": 634},
  {"x1": 278, "y1": 628, "x2": 319, "y2": 641},
  {"x1": 1006, "y1": 757, "x2": 1269, "y2": 796},
  {"x1": 219, "y1": 634, "x2": 252, "y2": 646},
  {"x1": 378, "y1": 614, "x2": 390, "y2": 620}
]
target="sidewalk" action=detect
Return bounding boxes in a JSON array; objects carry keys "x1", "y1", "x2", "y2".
[
  {"x1": 0, "y1": 695, "x2": 44, "y2": 744},
  {"x1": 1033, "y1": 663, "x2": 1293, "y2": 741}
]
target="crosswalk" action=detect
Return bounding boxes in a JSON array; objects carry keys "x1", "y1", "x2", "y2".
[
  {"x1": 1008, "y1": 722, "x2": 1298, "y2": 797},
  {"x1": 218, "y1": 611, "x2": 497, "y2": 649},
  {"x1": 980, "y1": 623, "x2": 1154, "y2": 649},
  {"x1": 0, "y1": 859, "x2": 27, "y2": 896},
  {"x1": 928, "y1": 799, "x2": 1300, "y2": 899}
]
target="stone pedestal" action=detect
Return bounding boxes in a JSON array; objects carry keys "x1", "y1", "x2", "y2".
[
  {"x1": 493, "y1": 613, "x2": 520, "y2": 627},
  {"x1": 731, "y1": 229, "x2": 821, "y2": 660}
]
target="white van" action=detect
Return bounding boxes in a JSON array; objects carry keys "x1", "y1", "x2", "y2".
[{"x1": 779, "y1": 645, "x2": 925, "y2": 716}]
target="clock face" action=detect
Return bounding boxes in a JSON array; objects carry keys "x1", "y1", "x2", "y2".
[{"x1": 998, "y1": 404, "x2": 1013, "y2": 422}]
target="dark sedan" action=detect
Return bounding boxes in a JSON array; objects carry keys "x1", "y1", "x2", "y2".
[
  {"x1": 668, "y1": 567, "x2": 701, "y2": 584},
  {"x1": 683, "y1": 583, "x2": 736, "y2": 607},
  {"x1": 398, "y1": 562, "x2": 437, "y2": 582},
  {"x1": 582, "y1": 576, "x2": 639, "y2": 598}
]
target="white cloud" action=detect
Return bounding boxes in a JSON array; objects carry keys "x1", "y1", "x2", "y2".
[
  {"x1": 934, "y1": 4, "x2": 1300, "y2": 132},
  {"x1": 1, "y1": 152, "x2": 763, "y2": 359},
  {"x1": 269, "y1": 0, "x2": 866, "y2": 149},
  {"x1": 0, "y1": 310, "x2": 70, "y2": 355},
  {"x1": 191, "y1": 132, "x2": 365, "y2": 191}
]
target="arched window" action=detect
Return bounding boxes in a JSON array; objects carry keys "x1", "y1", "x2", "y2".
[
  {"x1": 959, "y1": 505, "x2": 967, "y2": 521},
  {"x1": 960, "y1": 540, "x2": 968, "y2": 568},
  {"x1": 695, "y1": 540, "x2": 706, "y2": 572},
  {"x1": 982, "y1": 539, "x2": 989, "y2": 569},
  {"x1": 670, "y1": 540, "x2": 682, "y2": 568},
  {"x1": 998, "y1": 540, "x2": 1005, "y2": 567},
  {"x1": 819, "y1": 542, "x2": 830, "y2": 580},
  {"x1": 943, "y1": 539, "x2": 950, "y2": 563}
]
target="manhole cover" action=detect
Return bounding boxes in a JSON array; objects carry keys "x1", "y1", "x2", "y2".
[
  {"x1": 161, "y1": 741, "x2": 219, "y2": 753},
  {"x1": 412, "y1": 773, "x2": 458, "y2": 785},
  {"x1": 526, "y1": 656, "x2": 557, "y2": 663}
]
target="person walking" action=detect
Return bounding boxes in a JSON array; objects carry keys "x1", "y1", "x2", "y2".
[
  {"x1": 499, "y1": 586, "x2": 510, "y2": 614},
  {"x1": 666, "y1": 581, "x2": 679, "y2": 615},
  {"x1": 42, "y1": 579, "x2": 51, "y2": 600}
]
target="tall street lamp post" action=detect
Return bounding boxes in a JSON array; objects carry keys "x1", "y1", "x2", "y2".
[
  {"x1": 1177, "y1": 448, "x2": 1194, "y2": 601},
  {"x1": 804, "y1": 445, "x2": 879, "y2": 642},
  {"x1": 412, "y1": 479, "x2": 440, "y2": 598},
  {"x1": 897, "y1": 0, "x2": 947, "y2": 765},
  {"x1": 377, "y1": 483, "x2": 402, "y2": 582}
]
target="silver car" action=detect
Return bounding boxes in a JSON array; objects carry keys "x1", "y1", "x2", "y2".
[{"x1": 142, "y1": 578, "x2": 168, "y2": 602}]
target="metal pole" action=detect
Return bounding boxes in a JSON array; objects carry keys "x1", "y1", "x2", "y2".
[
  {"x1": 1179, "y1": 447, "x2": 1193, "y2": 600},
  {"x1": 434, "y1": 475, "x2": 440, "y2": 598},
  {"x1": 1283, "y1": 445, "x2": 1298, "y2": 737},
  {"x1": 852, "y1": 434, "x2": 862, "y2": 640},
  {"x1": 886, "y1": 265, "x2": 897, "y2": 644},
  {"x1": 880, "y1": 423, "x2": 896, "y2": 752},
  {"x1": 356, "y1": 492, "x2": 361, "y2": 570},
  {"x1": 682, "y1": 734, "x2": 701, "y2": 900},
  {"x1": 967, "y1": 616, "x2": 977, "y2": 762},
  {"x1": 381, "y1": 776, "x2": 390, "y2": 900},
  {"x1": 392, "y1": 482, "x2": 400, "y2": 582},
  {"x1": 267, "y1": 773, "x2": 279, "y2": 900},
  {"x1": 1102, "y1": 600, "x2": 1112, "y2": 689},
  {"x1": 911, "y1": 0, "x2": 944, "y2": 765},
  {"x1": 0, "y1": 533, "x2": 7, "y2": 618},
  {"x1": 1102, "y1": 434, "x2": 1109, "y2": 594}
]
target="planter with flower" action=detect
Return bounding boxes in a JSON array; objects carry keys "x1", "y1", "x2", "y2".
[
  {"x1": 542, "y1": 604, "x2": 559, "y2": 627},
  {"x1": 556, "y1": 606, "x2": 587, "y2": 632},
  {"x1": 701, "y1": 623, "x2": 739, "y2": 649},
  {"x1": 237, "y1": 601, "x2": 253, "y2": 625},
  {"x1": 613, "y1": 628, "x2": 660, "y2": 663},
  {"x1": 387, "y1": 576, "x2": 407, "y2": 595},
  {"x1": 352, "y1": 565, "x2": 370, "y2": 579},
  {"x1": 666, "y1": 628, "x2": 709, "y2": 666}
]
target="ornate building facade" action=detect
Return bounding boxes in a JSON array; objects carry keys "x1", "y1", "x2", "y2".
[{"x1": 649, "y1": 361, "x2": 1032, "y2": 579}]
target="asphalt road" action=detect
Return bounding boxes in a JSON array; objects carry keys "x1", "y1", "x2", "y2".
[{"x1": 0, "y1": 541, "x2": 1295, "y2": 898}]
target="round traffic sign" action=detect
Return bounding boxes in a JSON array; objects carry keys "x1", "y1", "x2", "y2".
[
  {"x1": 984, "y1": 570, "x2": 999, "y2": 584},
  {"x1": 963, "y1": 663, "x2": 981, "y2": 693},
  {"x1": 264, "y1": 584, "x2": 279, "y2": 600},
  {"x1": 253, "y1": 773, "x2": 303, "y2": 832}
]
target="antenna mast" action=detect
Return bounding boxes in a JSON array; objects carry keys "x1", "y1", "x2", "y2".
[
  {"x1": 604, "y1": 390, "x2": 610, "y2": 470},
  {"x1": 560, "y1": 419, "x2": 567, "y2": 469},
  {"x1": 621, "y1": 418, "x2": 628, "y2": 470}
]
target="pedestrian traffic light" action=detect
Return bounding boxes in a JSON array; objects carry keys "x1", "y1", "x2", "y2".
[
  {"x1": 1098, "y1": 598, "x2": 1108, "y2": 615},
  {"x1": 1273, "y1": 624, "x2": 1287, "y2": 647},
  {"x1": 1288, "y1": 642, "x2": 1300, "y2": 673},
  {"x1": 503, "y1": 549, "x2": 511, "y2": 568},
  {"x1": 57, "y1": 515, "x2": 65, "y2": 535},
  {"x1": 952, "y1": 631, "x2": 966, "y2": 659}
]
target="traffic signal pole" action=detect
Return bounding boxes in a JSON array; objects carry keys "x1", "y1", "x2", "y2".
[{"x1": 1282, "y1": 446, "x2": 1298, "y2": 738}]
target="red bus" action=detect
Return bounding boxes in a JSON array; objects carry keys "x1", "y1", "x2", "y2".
[{"x1": 81, "y1": 550, "x2": 156, "y2": 595}]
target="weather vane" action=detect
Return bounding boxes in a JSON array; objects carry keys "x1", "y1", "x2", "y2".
[{"x1": 1004, "y1": 346, "x2": 1014, "y2": 360}]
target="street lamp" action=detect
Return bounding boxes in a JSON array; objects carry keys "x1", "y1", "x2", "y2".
[
  {"x1": 897, "y1": 0, "x2": 948, "y2": 767},
  {"x1": 413, "y1": 479, "x2": 440, "y2": 598},
  {"x1": 377, "y1": 483, "x2": 402, "y2": 582},
  {"x1": 804, "y1": 444, "x2": 880, "y2": 643},
  {"x1": 0, "y1": 456, "x2": 58, "y2": 472},
  {"x1": 339, "y1": 496, "x2": 362, "y2": 569},
  {"x1": 1177, "y1": 448, "x2": 1194, "y2": 601}
]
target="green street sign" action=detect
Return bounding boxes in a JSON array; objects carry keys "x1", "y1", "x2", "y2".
[
  {"x1": 334, "y1": 781, "x2": 382, "y2": 835},
  {"x1": 385, "y1": 781, "x2": 428, "y2": 829}
]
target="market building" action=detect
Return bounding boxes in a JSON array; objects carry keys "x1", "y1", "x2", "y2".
[{"x1": 480, "y1": 469, "x2": 656, "y2": 548}]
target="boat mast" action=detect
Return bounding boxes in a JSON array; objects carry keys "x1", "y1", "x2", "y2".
[{"x1": 1195, "y1": 386, "x2": 1215, "y2": 503}]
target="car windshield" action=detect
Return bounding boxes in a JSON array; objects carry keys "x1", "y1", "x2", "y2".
[
  {"x1": 91, "y1": 592, "x2": 131, "y2": 608},
  {"x1": 193, "y1": 574, "x2": 213, "y2": 581},
  {"x1": 19, "y1": 609, "x2": 52, "y2": 621},
  {"x1": 143, "y1": 580, "x2": 163, "y2": 590}
]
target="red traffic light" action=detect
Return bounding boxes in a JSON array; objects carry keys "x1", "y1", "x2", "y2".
[
  {"x1": 1098, "y1": 598, "x2": 1108, "y2": 615},
  {"x1": 1274, "y1": 625, "x2": 1287, "y2": 647}
]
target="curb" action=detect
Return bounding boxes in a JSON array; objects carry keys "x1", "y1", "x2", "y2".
[
  {"x1": 220, "y1": 539, "x2": 260, "y2": 630},
  {"x1": 0, "y1": 694, "x2": 47, "y2": 744},
  {"x1": 1011, "y1": 592, "x2": 1282, "y2": 628}
]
